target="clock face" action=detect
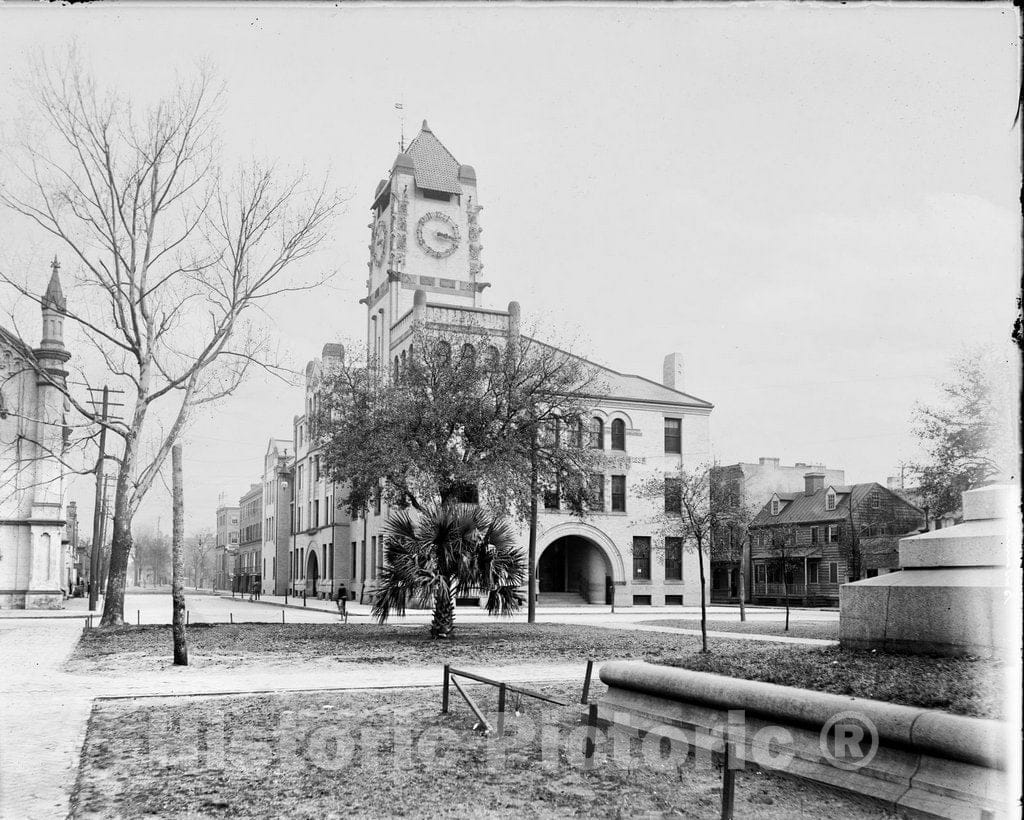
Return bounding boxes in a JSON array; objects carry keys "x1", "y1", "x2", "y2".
[
  {"x1": 416, "y1": 211, "x2": 460, "y2": 259},
  {"x1": 371, "y1": 219, "x2": 388, "y2": 267}
]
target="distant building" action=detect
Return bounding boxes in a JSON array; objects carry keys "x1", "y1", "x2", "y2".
[
  {"x1": 710, "y1": 458, "x2": 845, "y2": 603},
  {"x1": 291, "y1": 348, "x2": 350, "y2": 600},
  {"x1": 748, "y1": 474, "x2": 924, "y2": 606},
  {"x1": 886, "y1": 477, "x2": 958, "y2": 531},
  {"x1": 236, "y1": 484, "x2": 262, "y2": 594},
  {"x1": 261, "y1": 438, "x2": 293, "y2": 596},
  {"x1": 214, "y1": 503, "x2": 239, "y2": 590},
  {"x1": 0, "y1": 259, "x2": 73, "y2": 609}
]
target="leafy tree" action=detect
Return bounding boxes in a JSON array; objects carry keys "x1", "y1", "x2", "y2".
[
  {"x1": 911, "y1": 348, "x2": 1019, "y2": 518},
  {"x1": 373, "y1": 503, "x2": 526, "y2": 638},
  {"x1": 0, "y1": 54, "x2": 342, "y2": 625},
  {"x1": 315, "y1": 324, "x2": 602, "y2": 621}
]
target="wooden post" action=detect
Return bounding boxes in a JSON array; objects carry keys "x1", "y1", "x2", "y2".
[
  {"x1": 497, "y1": 683, "x2": 506, "y2": 738},
  {"x1": 580, "y1": 659, "x2": 594, "y2": 704},
  {"x1": 282, "y1": 610, "x2": 285, "y2": 624},
  {"x1": 441, "y1": 664, "x2": 450, "y2": 713},
  {"x1": 230, "y1": 612, "x2": 233, "y2": 624},
  {"x1": 137, "y1": 609, "x2": 140, "y2": 625}
]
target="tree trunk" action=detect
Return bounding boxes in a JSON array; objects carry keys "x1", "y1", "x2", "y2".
[
  {"x1": 100, "y1": 461, "x2": 135, "y2": 626},
  {"x1": 527, "y1": 448, "x2": 539, "y2": 624},
  {"x1": 171, "y1": 444, "x2": 188, "y2": 665},
  {"x1": 697, "y1": 537, "x2": 708, "y2": 653},
  {"x1": 431, "y1": 577, "x2": 458, "y2": 639}
]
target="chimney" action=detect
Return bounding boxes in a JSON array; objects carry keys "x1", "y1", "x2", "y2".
[
  {"x1": 758, "y1": 457, "x2": 780, "y2": 468},
  {"x1": 662, "y1": 352, "x2": 684, "y2": 391},
  {"x1": 804, "y1": 472, "x2": 825, "y2": 496},
  {"x1": 887, "y1": 476, "x2": 900, "y2": 490}
]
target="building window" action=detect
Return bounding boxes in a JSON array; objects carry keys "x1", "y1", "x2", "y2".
[
  {"x1": 543, "y1": 480, "x2": 560, "y2": 511},
  {"x1": 611, "y1": 475, "x2": 626, "y2": 512},
  {"x1": 664, "y1": 478, "x2": 681, "y2": 513},
  {"x1": 588, "y1": 473, "x2": 605, "y2": 511},
  {"x1": 828, "y1": 562, "x2": 838, "y2": 584},
  {"x1": 374, "y1": 487, "x2": 382, "y2": 516},
  {"x1": 771, "y1": 498, "x2": 780, "y2": 515},
  {"x1": 810, "y1": 526, "x2": 818, "y2": 544},
  {"x1": 807, "y1": 560, "x2": 819, "y2": 584},
  {"x1": 665, "y1": 537, "x2": 683, "y2": 580},
  {"x1": 826, "y1": 488, "x2": 837, "y2": 511},
  {"x1": 589, "y1": 417, "x2": 604, "y2": 449},
  {"x1": 484, "y1": 345, "x2": 500, "y2": 370},
  {"x1": 633, "y1": 536, "x2": 651, "y2": 580},
  {"x1": 664, "y1": 418, "x2": 681, "y2": 453},
  {"x1": 826, "y1": 524, "x2": 839, "y2": 543},
  {"x1": 313, "y1": 499, "x2": 320, "y2": 528},
  {"x1": 872, "y1": 493, "x2": 880, "y2": 509},
  {"x1": 610, "y1": 419, "x2": 626, "y2": 450},
  {"x1": 755, "y1": 563, "x2": 766, "y2": 584}
]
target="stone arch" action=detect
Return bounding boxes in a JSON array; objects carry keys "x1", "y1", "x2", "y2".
[{"x1": 536, "y1": 521, "x2": 624, "y2": 582}]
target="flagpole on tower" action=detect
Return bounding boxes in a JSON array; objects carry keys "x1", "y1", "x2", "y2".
[{"x1": 395, "y1": 100, "x2": 405, "y2": 151}]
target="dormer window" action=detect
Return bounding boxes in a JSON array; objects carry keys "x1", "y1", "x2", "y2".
[
  {"x1": 825, "y1": 488, "x2": 837, "y2": 511},
  {"x1": 770, "y1": 496, "x2": 780, "y2": 516}
]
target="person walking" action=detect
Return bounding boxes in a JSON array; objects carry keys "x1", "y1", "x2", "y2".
[{"x1": 336, "y1": 583, "x2": 348, "y2": 624}]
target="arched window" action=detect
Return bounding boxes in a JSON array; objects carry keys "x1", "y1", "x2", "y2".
[
  {"x1": 400, "y1": 349, "x2": 407, "y2": 375},
  {"x1": 610, "y1": 419, "x2": 626, "y2": 450},
  {"x1": 393, "y1": 356, "x2": 400, "y2": 381},
  {"x1": 589, "y1": 417, "x2": 604, "y2": 449},
  {"x1": 434, "y1": 340, "x2": 451, "y2": 364},
  {"x1": 825, "y1": 488, "x2": 837, "y2": 511},
  {"x1": 461, "y1": 342, "x2": 476, "y2": 363},
  {"x1": 484, "y1": 345, "x2": 500, "y2": 370}
]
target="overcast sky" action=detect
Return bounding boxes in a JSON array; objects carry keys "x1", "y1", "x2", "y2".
[{"x1": 1, "y1": 3, "x2": 1020, "y2": 534}]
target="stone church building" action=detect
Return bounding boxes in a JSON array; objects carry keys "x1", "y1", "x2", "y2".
[
  {"x1": 289, "y1": 123, "x2": 713, "y2": 607},
  {"x1": 0, "y1": 260, "x2": 73, "y2": 609}
]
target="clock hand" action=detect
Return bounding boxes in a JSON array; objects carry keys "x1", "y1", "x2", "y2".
[{"x1": 434, "y1": 231, "x2": 456, "y2": 241}]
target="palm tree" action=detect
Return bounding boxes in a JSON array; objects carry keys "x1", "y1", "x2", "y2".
[{"x1": 373, "y1": 503, "x2": 526, "y2": 639}]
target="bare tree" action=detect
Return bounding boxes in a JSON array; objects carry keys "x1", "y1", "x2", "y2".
[
  {"x1": 0, "y1": 54, "x2": 343, "y2": 625},
  {"x1": 765, "y1": 523, "x2": 800, "y2": 632},
  {"x1": 186, "y1": 528, "x2": 215, "y2": 589},
  {"x1": 638, "y1": 464, "x2": 716, "y2": 652}
]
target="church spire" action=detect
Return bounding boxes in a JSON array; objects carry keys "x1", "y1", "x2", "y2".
[{"x1": 43, "y1": 256, "x2": 66, "y2": 313}]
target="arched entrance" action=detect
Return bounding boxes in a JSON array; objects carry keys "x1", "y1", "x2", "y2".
[
  {"x1": 538, "y1": 535, "x2": 613, "y2": 604},
  {"x1": 305, "y1": 550, "x2": 319, "y2": 596}
]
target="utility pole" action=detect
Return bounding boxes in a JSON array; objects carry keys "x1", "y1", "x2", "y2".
[{"x1": 88, "y1": 387, "x2": 109, "y2": 612}]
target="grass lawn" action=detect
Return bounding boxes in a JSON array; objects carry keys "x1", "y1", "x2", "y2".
[
  {"x1": 69, "y1": 623, "x2": 1003, "y2": 719},
  {"x1": 638, "y1": 618, "x2": 839, "y2": 641},
  {"x1": 71, "y1": 683, "x2": 898, "y2": 819}
]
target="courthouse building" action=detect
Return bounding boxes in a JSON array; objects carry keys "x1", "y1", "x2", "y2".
[
  {"x1": 0, "y1": 260, "x2": 73, "y2": 608},
  {"x1": 291, "y1": 122, "x2": 714, "y2": 607}
]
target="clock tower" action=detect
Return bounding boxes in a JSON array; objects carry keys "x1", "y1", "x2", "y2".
[{"x1": 363, "y1": 121, "x2": 486, "y2": 367}]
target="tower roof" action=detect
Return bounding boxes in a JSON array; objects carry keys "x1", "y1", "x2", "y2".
[
  {"x1": 402, "y1": 120, "x2": 463, "y2": 194},
  {"x1": 43, "y1": 257, "x2": 66, "y2": 312}
]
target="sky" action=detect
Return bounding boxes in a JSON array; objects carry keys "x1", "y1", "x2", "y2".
[{"x1": 0, "y1": 3, "x2": 1020, "y2": 534}]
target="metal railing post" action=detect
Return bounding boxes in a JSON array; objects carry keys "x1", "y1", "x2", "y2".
[
  {"x1": 584, "y1": 703, "x2": 599, "y2": 770},
  {"x1": 441, "y1": 664, "x2": 450, "y2": 713},
  {"x1": 581, "y1": 659, "x2": 594, "y2": 704},
  {"x1": 497, "y1": 683, "x2": 506, "y2": 738}
]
